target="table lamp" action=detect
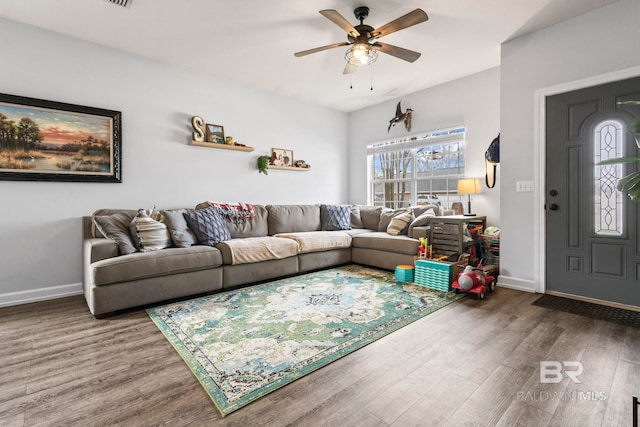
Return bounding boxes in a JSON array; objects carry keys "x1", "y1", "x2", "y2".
[{"x1": 457, "y1": 178, "x2": 480, "y2": 216}]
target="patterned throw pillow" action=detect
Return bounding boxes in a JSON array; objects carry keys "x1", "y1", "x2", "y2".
[
  {"x1": 182, "y1": 206, "x2": 231, "y2": 246},
  {"x1": 129, "y1": 209, "x2": 172, "y2": 252},
  {"x1": 93, "y1": 212, "x2": 137, "y2": 255},
  {"x1": 387, "y1": 210, "x2": 413, "y2": 235},
  {"x1": 320, "y1": 204, "x2": 351, "y2": 231}
]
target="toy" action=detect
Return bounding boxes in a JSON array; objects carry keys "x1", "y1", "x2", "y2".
[{"x1": 451, "y1": 264, "x2": 496, "y2": 299}]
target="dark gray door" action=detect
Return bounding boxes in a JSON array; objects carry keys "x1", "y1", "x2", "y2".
[{"x1": 546, "y1": 76, "x2": 640, "y2": 307}]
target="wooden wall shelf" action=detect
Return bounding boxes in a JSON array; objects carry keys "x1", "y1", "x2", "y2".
[
  {"x1": 189, "y1": 140, "x2": 254, "y2": 152},
  {"x1": 269, "y1": 165, "x2": 310, "y2": 172}
]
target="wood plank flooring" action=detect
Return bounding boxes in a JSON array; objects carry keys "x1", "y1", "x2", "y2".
[{"x1": 1, "y1": 288, "x2": 638, "y2": 426}]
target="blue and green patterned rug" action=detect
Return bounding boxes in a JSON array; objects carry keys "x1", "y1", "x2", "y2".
[{"x1": 147, "y1": 265, "x2": 465, "y2": 416}]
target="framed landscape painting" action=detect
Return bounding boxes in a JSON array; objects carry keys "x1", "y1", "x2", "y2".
[{"x1": 0, "y1": 93, "x2": 122, "y2": 182}]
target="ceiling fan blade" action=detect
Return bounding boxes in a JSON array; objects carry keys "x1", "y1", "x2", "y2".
[
  {"x1": 373, "y1": 42, "x2": 421, "y2": 63},
  {"x1": 343, "y1": 62, "x2": 357, "y2": 75},
  {"x1": 294, "y1": 42, "x2": 350, "y2": 57},
  {"x1": 371, "y1": 9, "x2": 428, "y2": 39},
  {"x1": 320, "y1": 10, "x2": 360, "y2": 37}
]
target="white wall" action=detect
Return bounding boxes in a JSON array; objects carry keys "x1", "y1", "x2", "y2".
[
  {"x1": 348, "y1": 68, "x2": 501, "y2": 227},
  {"x1": 0, "y1": 19, "x2": 349, "y2": 304},
  {"x1": 500, "y1": 0, "x2": 640, "y2": 291}
]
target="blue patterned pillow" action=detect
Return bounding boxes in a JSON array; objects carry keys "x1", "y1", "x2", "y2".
[
  {"x1": 320, "y1": 204, "x2": 351, "y2": 231},
  {"x1": 182, "y1": 206, "x2": 231, "y2": 246}
]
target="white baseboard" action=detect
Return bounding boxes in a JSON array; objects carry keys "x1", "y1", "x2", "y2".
[
  {"x1": 0, "y1": 283, "x2": 83, "y2": 308},
  {"x1": 497, "y1": 275, "x2": 537, "y2": 293}
]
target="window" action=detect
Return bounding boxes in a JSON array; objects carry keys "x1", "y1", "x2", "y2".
[
  {"x1": 368, "y1": 127, "x2": 466, "y2": 209},
  {"x1": 594, "y1": 120, "x2": 624, "y2": 236}
]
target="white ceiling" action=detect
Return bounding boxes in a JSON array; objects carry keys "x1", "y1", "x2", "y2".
[{"x1": 0, "y1": 0, "x2": 621, "y2": 112}]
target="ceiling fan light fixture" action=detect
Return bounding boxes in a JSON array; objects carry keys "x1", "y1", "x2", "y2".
[{"x1": 345, "y1": 43, "x2": 377, "y2": 67}]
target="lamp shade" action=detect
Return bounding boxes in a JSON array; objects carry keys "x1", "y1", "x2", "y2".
[{"x1": 457, "y1": 178, "x2": 480, "y2": 195}]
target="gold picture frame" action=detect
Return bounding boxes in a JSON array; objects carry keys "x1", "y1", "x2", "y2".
[{"x1": 206, "y1": 123, "x2": 225, "y2": 144}]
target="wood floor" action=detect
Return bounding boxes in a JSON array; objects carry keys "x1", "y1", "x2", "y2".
[{"x1": 1, "y1": 287, "x2": 639, "y2": 427}]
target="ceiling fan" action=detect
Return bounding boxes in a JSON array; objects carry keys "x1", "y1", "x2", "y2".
[{"x1": 294, "y1": 6, "x2": 428, "y2": 74}]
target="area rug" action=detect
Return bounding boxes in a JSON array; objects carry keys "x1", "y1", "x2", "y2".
[
  {"x1": 533, "y1": 294, "x2": 640, "y2": 329},
  {"x1": 147, "y1": 265, "x2": 465, "y2": 416}
]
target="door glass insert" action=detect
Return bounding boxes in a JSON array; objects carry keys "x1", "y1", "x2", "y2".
[{"x1": 593, "y1": 120, "x2": 624, "y2": 236}]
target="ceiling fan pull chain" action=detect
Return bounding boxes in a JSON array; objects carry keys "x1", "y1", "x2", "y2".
[
  {"x1": 350, "y1": 74, "x2": 353, "y2": 90},
  {"x1": 370, "y1": 65, "x2": 374, "y2": 91}
]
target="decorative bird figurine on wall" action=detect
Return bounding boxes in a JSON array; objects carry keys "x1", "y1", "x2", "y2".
[{"x1": 388, "y1": 101, "x2": 413, "y2": 132}]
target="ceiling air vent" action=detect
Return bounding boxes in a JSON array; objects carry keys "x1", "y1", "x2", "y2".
[{"x1": 107, "y1": 0, "x2": 130, "y2": 7}]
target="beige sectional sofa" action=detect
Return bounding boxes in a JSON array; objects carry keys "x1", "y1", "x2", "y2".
[{"x1": 82, "y1": 203, "x2": 446, "y2": 317}]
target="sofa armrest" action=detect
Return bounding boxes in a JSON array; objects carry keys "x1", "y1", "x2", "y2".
[
  {"x1": 84, "y1": 238, "x2": 118, "y2": 264},
  {"x1": 410, "y1": 226, "x2": 429, "y2": 239}
]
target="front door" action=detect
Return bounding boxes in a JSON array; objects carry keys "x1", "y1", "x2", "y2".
[{"x1": 546, "y1": 76, "x2": 640, "y2": 308}]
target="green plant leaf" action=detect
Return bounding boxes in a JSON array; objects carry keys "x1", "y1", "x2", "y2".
[
  {"x1": 629, "y1": 117, "x2": 640, "y2": 135},
  {"x1": 617, "y1": 171, "x2": 640, "y2": 192},
  {"x1": 597, "y1": 156, "x2": 640, "y2": 165}
]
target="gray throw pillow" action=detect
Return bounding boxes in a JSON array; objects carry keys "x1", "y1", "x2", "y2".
[
  {"x1": 408, "y1": 208, "x2": 436, "y2": 237},
  {"x1": 358, "y1": 206, "x2": 382, "y2": 230},
  {"x1": 350, "y1": 205, "x2": 364, "y2": 229},
  {"x1": 163, "y1": 209, "x2": 198, "y2": 248},
  {"x1": 93, "y1": 212, "x2": 137, "y2": 255},
  {"x1": 182, "y1": 207, "x2": 231, "y2": 246},
  {"x1": 320, "y1": 204, "x2": 351, "y2": 231}
]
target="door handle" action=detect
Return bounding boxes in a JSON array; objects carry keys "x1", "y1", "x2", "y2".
[{"x1": 548, "y1": 203, "x2": 559, "y2": 211}]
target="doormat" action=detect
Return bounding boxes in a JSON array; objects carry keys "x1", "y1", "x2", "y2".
[
  {"x1": 532, "y1": 294, "x2": 640, "y2": 328},
  {"x1": 147, "y1": 265, "x2": 465, "y2": 416}
]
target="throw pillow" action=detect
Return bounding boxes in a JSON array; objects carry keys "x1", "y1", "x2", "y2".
[
  {"x1": 182, "y1": 206, "x2": 231, "y2": 246},
  {"x1": 93, "y1": 212, "x2": 137, "y2": 255},
  {"x1": 359, "y1": 206, "x2": 382, "y2": 230},
  {"x1": 350, "y1": 205, "x2": 364, "y2": 229},
  {"x1": 129, "y1": 209, "x2": 172, "y2": 252},
  {"x1": 387, "y1": 210, "x2": 413, "y2": 235},
  {"x1": 162, "y1": 209, "x2": 198, "y2": 248},
  {"x1": 408, "y1": 208, "x2": 436, "y2": 237},
  {"x1": 410, "y1": 208, "x2": 437, "y2": 228},
  {"x1": 378, "y1": 208, "x2": 408, "y2": 231},
  {"x1": 320, "y1": 204, "x2": 351, "y2": 231}
]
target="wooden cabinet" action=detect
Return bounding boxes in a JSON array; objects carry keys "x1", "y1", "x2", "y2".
[{"x1": 429, "y1": 215, "x2": 486, "y2": 257}]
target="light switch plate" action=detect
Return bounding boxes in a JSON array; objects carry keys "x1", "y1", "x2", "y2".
[{"x1": 516, "y1": 181, "x2": 534, "y2": 192}]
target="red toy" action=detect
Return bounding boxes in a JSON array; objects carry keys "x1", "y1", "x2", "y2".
[{"x1": 452, "y1": 265, "x2": 496, "y2": 299}]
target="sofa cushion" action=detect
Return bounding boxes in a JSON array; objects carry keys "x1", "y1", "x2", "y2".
[
  {"x1": 275, "y1": 231, "x2": 352, "y2": 254},
  {"x1": 183, "y1": 207, "x2": 231, "y2": 246},
  {"x1": 320, "y1": 204, "x2": 351, "y2": 231},
  {"x1": 358, "y1": 206, "x2": 382, "y2": 230},
  {"x1": 266, "y1": 204, "x2": 321, "y2": 235},
  {"x1": 216, "y1": 236, "x2": 299, "y2": 265},
  {"x1": 352, "y1": 232, "x2": 419, "y2": 256},
  {"x1": 129, "y1": 209, "x2": 172, "y2": 252},
  {"x1": 387, "y1": 210, "x2": 413, "y2": 236},
  {"x1": 163, "y1": 209, "x2": 198, "y2": 248},
  {"x1": 91, "y1": 246, "x2": 222, "y2": 286},
  {"x1": 93, "y1": 212, "x2": 137, "y2": 255}
]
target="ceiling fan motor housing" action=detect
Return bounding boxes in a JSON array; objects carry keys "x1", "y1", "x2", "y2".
[{"x1": 354, "y1": 6, "x2": 369, "y2": 23}]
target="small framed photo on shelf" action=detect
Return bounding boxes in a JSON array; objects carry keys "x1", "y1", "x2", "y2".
[
  {"x1": 206, "y1": 124, "x2": 225, "y2": 144},
  {"x1": 270, "y1": 148, "x2": 293, "y2": 167}
]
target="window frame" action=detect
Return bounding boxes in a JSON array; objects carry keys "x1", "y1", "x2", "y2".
[{"x1": 367, "y1": 127, "x2": 466, "y2": 209}]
